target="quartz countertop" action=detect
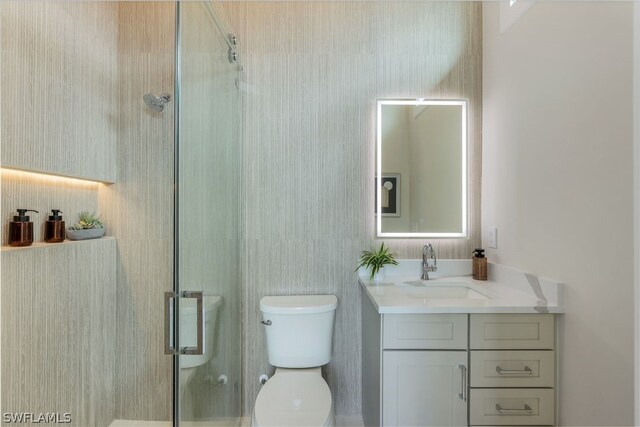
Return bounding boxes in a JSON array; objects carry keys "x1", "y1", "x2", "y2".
[{"x1": 359, "y1": 260, "x2": 565, "y2": 314}]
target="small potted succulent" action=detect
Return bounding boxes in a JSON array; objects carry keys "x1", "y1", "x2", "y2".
[
  {"x1": 356, "y1": 242, "x2": 398, "y2": 282},
  {"x1": 66, "y1": 212, "x2": 106, "y2": 241}
]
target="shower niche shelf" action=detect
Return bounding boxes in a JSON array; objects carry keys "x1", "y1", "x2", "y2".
[{"x1": 1, "y1": 236, "x2": 115, "y2": 252}]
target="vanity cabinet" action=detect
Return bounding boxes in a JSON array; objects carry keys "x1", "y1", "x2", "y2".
[
  {"x1": 361, "y1": 291, "x2": 557, "y2": 427},
  {"x1": 469, "y1": 314, "x2": 556, "y2": 426}
]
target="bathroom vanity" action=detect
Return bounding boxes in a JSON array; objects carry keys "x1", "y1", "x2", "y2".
[{"x1": 360, "y1": 260, "x2": 564, "y2": 427}]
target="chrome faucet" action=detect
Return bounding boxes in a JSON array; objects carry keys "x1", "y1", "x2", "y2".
[{"x1": 422, "y1": 243, "x2": 437, "y2": 280}]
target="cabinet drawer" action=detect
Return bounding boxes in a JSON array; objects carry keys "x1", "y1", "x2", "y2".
[
  {"x1": 470, "y1": 351, "x2": 555, "y2": 388},
  {"x1": 470, "y1": 314, "x2": 555, "y2": 350},
  {"x1": 470, "y1": 388, "x2": 555, "y2": 426},
  {"x1": 383, "y1": 313, "x2": 467, "y2": 349}
]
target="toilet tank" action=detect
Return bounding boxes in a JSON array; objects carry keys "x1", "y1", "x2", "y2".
[{"x1": 260, "y1": 295, "x2": 338, "y2": 368}]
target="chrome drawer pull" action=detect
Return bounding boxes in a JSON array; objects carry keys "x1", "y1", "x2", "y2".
[
  {"x1": 495, "y1": 403, "x2": 533, "y2": 415},
  {"x1": 496, "y1": 366, "x2": 533, "y2": 376}
]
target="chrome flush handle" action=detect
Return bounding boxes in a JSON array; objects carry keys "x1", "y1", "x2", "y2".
[{"x1": 260, "y1": 320, "x2": 272, "y2": 326}]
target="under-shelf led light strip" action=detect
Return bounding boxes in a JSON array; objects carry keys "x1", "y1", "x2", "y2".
[{"x1": 0, "y1": 168, "x2": 108, "y2": 188}]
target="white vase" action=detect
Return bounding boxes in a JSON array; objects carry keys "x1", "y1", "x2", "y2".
[{"x1": 372, "y1": 267, "x2": 385, "y2": 282}]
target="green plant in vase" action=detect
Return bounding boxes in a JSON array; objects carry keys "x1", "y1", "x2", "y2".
[
  {"x1": 68, "y1": 212, "x2": 104, "y2": 230},
  {"x1": 356, "y1": 242, "x2": 398, "y2": 281}
]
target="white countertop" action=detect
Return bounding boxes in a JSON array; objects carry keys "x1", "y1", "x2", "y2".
[{"x1": 359, "y1": 260, "x2": 565, "y2": 314}]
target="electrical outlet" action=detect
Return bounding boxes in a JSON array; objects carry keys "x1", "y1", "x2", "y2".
[{"x1": 488, "y1": 227, "x2": 498, "y2": 249}]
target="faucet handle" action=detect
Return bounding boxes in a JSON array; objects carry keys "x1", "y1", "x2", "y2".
[{"x1": 423, "y1": 243, "x2": 437, "y2": 272}]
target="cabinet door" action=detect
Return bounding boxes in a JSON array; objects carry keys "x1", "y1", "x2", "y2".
[{"x1": 383, "y1": 351, "x2": 467, "y2": 427}]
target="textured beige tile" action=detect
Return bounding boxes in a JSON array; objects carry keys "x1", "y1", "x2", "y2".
[
  {"x1": 0, "y1": 1, "x2": 118, "y2": 183},
  {"x1": 1, "y1": 239, "x2": 117, "y2": 427},
  {"x1": 97, "y1": 2, "x2": 176, "y2": 422}
]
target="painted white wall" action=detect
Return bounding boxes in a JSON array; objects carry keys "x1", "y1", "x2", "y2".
[{"x1": 483, "y1": 2, "x2": 634, "y2": 425}]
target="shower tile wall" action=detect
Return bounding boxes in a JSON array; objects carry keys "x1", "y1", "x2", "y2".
[
  {"x1": 99, "y1": 1, "x2": 176, "y2": 421},
  {"x1": 1, "y1": 240, "x2": 117, "y2": 427},
  {"x1": 2, "y1": 1, "x2": 176, "y2": 424},
  {"x1": 1, "y1": 1, "x2": 118, "y2": 183},
  {"x1": 1, "y1": 2, "x2": 119, "y2": 426},
  {"x1": 224, "y1": 1, "x2": 482, "y2": 416}
]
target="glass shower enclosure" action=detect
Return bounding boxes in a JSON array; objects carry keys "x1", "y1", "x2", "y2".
[{"x1": 169, "y1": 2, "x2": 243, "y2": 425}]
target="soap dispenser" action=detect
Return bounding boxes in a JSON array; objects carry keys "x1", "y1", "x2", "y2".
[
  {"x1": 8, "y1": 209, "x2": 39, "y2": 247},
  {"x1": 472, "y1": 248, "x2": 487, "y2": 281},
  {"x1": 45, "y1": 210, "x2": 65, "y2": 243}
]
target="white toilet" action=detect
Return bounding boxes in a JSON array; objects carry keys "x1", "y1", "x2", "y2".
[{"x1": 252, "y1": 295, "x2": 338, "y2": 427}]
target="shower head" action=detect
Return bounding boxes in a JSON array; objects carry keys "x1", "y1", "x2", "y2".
[{"x1": 144, "y1": 93, "x2": 171, "y2": 112}]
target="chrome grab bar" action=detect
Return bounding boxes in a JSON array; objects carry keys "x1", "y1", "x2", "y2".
[
  {"x1": 495, "y1": 403, "x2": 533, "y2": 415},
  {"x1": 496, "y1": 366, "x2": 533, "y2": 376},
  {"x1": 457, "y1": 364, "x2": 467, "y2": 401}
]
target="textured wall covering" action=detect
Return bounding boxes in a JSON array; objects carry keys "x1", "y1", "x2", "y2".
[
  {"x1": 1, "y1": 239, "x2": 117, "y2": 427},
  {"x1": 224, "y1": 1, "x2": 482, "y2": 416},
  {"x1": 98, "y1": 2, "x2": 176, "y2": 421},
  {"x1": 0, "y1": 2, "x2": 119, "y2": 426},
  {"x1": 0, "y1": 1, "x2": 118, "y2": 183}
]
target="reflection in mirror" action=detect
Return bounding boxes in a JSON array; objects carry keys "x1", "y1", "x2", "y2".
[{"x1": 376, "y1": 99, "x2": 467, "y2": 238}]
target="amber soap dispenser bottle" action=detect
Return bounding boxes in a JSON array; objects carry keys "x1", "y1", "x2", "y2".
[
  {"x1": 472, "y1": 248, "x2": 487, "y2": 281},
  {"x1": 8, "y1": 209, "x2": 39, "y2": 247},
  {"x1": 45, "y1": 209, "x2": 65, "y2": 243}
]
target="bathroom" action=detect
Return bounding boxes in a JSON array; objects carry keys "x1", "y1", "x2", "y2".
[{"x1": 0, "y1": 1, "x2": 636, "y2": 426}]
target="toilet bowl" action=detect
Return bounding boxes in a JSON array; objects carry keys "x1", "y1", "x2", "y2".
[
  {"x1": 252, "y1": 295, "x2": 338, "y2": 427},
  {"x1": 252, "y1": 368, "x2": 333, "y2": 427}
]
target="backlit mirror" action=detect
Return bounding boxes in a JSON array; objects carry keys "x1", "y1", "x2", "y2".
[{"x1": 376, "y1": 99, "x2": 467, "y2": 238}]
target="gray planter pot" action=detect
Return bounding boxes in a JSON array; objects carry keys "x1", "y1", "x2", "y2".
[{"x1": 66, "y1": 228, "x2": 106, "y2": 241}]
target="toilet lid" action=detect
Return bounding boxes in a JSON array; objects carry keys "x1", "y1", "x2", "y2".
[{"x1": 254, "y1": 370, "x2": 332, "y2": 427}]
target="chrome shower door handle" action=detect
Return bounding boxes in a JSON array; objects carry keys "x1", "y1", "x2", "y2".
[
  {"x1": 181, "y1": 291, "x2": 204, "y2": 355},
  {"x1": 164, "y1": 292, "x2": 177, "y2": 355}
]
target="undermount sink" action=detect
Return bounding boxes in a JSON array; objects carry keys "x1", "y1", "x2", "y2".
[{"x1": 400, "y1": 283, "x2": 490, "y2": 300}]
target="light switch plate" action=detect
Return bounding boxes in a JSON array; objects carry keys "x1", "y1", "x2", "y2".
[{"x1": 488, "y1": 227, "x2": 498, "y2": 249}]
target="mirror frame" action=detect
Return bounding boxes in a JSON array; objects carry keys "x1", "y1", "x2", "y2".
[{"x1": 376, "y1": 99, "x2": 468, "y2": 238}]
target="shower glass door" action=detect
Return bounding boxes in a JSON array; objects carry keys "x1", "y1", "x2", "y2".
[{"x1": 175, "y1": 1, "x2": 242, "y2": 424}]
